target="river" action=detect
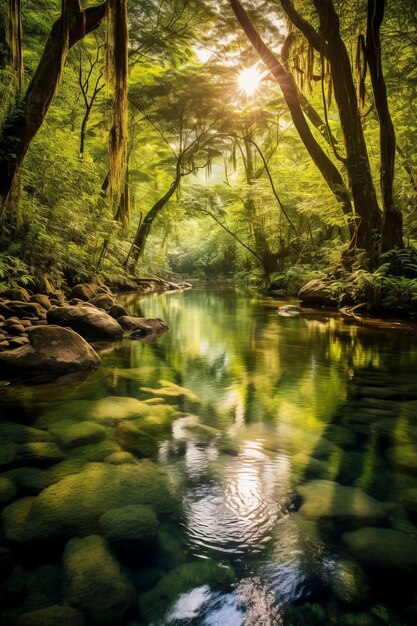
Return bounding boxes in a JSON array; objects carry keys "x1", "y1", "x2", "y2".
[{"x1": 0, "y1": 289, "x2": 417, "y2": 625}]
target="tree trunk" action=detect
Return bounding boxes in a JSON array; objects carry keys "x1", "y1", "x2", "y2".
[
  {"x1": 366, "y1": 0, "x2": 403, "y2": 251},
  {"x1": 1, "y1": 0, "x2": 23, "y2": 86},
  {"x1": 229, "y1": 0, "x2": 354, "y2": 243},
  {"x1": 0, "y1": 2, "x2": 106, "y2": 214},
  {"x1": 128, "y1": 167, "x2": 181, "y2": 269}
]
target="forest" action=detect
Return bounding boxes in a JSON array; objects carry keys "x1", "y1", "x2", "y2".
[{"x1": 0, "y1": 0, "x2": 416, "y2": 313}]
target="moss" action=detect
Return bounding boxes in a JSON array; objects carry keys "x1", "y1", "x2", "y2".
[{"x1": 50, "y1": 421, "x2": 107, "y2": 449}]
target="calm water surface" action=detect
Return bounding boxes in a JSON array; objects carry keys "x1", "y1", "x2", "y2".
[{"x1": 1, "y1": 289, "x2": 417, "y2": 626}]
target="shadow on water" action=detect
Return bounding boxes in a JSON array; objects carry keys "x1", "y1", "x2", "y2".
[{"x1": 0, "y1": 289, "x2": 417, "y2": 625}]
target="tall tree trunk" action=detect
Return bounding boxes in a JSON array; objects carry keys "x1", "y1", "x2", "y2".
[
  {"x1": 127, "y1": 165, "x2": 181, "y2": 269},
  {"x1": 1, "y1": 0, "x2": 23, "y2": 87},
  {"x1": 366, "y1": 0, "x2": 403, "y2": 251},
  {"x1": 0, "y1": 2, "x2": 106, "y2": 214},
  {"x1": 229, "y1": 0, "x2": 354, "y2": 245}
]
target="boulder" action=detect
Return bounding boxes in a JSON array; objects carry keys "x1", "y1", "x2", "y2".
[
  {"x1": 96, "y1": 285, "x2": 112, "y2": 295},
  {"x1": 0, "y1": 476, "x2": 17, "y2": 504},
  {"x1": 6, "y1": 301, "x2": 47, "y2": 320},
  {"x1": 298, "y1": 279, "x2": 338, "y2": 308},
  {"x1": 108, "y1": 304, "x2": 129, "y2": 320},
  {"x1": 16, "y1": 442, "x2": 66, "y2": 467},
  {"x1": 47, "y1": 306, "x2": 123, "y2": 340},
  {"x1": 30, "y1": 294, "x2": 52, "y2": 310},
  {"x1": 297, "y1": 480, "x2": 387, "y2": 523},
  {"x1": 16, "y1": 605, "x2": 85, "y2": 626},
  {"x1": 0, "y1": 326, "x2": 101, "y2": 374},
  {"x1": 117, "y1": 315, "x2": 168, "y2": 336},
  {"x1": 342, "y1": 527, "x2": 417, "y2": 574},
  {"x1": 63, "y1": 535, "x2": 134, "y2": 626},
  {"x1": 277, "y1": 305, "x2": 302, "y2": 317},
  {"x1": 324, "y1": 558, "x2": 370, "y2": 606},
  {"x1": 1, "y1": 461, "x2": 174, "y2": 546},
  {"x1": 50, "y1": 422, "x2": 107, "y2": 449},
  {"x1": 88, "y1": 294, "x2": 114, "y2": 312},
  {"x1": 116, "y1": 421, "x2": 158, "y2": 458},
  {"x1": 68, "y1": 284, "x2": 97, "y2": 302},
  {"x1": 99, "y1": 504, "x2": 159, "y2": 558},
  {"x1": 0, "y1": 565, "x2": 26, "y2": 609}
]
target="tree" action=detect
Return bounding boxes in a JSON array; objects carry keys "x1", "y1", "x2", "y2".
[
  {"x1": 0, "y1": 0, "x2": 128, "y2": 218},
  {"x1": 229, "y1": 0, "x2": 405, "y2": 266}
]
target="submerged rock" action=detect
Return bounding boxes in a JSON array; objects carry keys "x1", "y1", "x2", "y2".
[
  {"x1": 277, "y1": 305, "x2": 302, "y2": 317},
  {"x1": 297, "y1": 480, "x2": 387, "y2": 523},
  {"x1": 2, "y1": 461, "x2": 174, "y2": 546},
  {"x1": 342, "y1": 527, "x2": 417, "y2": 574},
  {"x1": 63, "y1": 535, "x2": 135, "y2": 626},
  {"x1": 116, "y1": 421, "x2": 158, "y2": 458},
  {"x1": 324, "y1": 558, "x2": 370, "y2": 606},
  {"x1": 99, "y1": 504, "x2": 159, "y2": 559},
  {"x1": 0, "y1": 326, "x2": 101, "y2": 374},
  {"x1": 16, "y1": 605, "x2": 85, "y2": 626},
  {"x1": 118, "y1": 315, "x2": 168, "y2": 336}
]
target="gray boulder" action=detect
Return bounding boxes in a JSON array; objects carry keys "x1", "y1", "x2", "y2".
[
  {"x1": 30, "y1": 294, "x2": 52, "y2": 310},
  {"x1": 47, "y1": 306, "x2": 123, "y2": 340},
  {"x1": 63, "y1": 535, "x2": 135, "y2": 625},
  {"x1": 298, "y1": 279, "x2": 338, "y2": 308},
  {"x1": 0, "y1": 326, "x2": 101, "y2": 374}
]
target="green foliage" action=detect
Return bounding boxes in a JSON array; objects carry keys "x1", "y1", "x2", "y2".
[{"x1": 0, "y1": 253, "x2": 34, "y2": 294}]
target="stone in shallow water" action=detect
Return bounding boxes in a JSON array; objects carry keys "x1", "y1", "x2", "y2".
[
  {"x1": 99, "y1": 504, "x2": 159, "y2": 558},
  {"x1": 342, "y1": 527, "x2": 417, "y2": 574},
  {"x1": 0, "y1": 475, "x2": 18, "y2": 504},
  {"x1": 50, "y1": 421, "x2": 107, "y2": 449},
  {"x1": 2, "y1": 461, "x2": 174, "y2": 546},
  {"x1": 16, "y1": 605, "x2": 85, "y2": 626},
  {"x1": 116, "y1": 421, "x2": 158, "y2": 458},
  {"x1": 324, "y1": 558, "x2": 370, "y2": 606},
  {"x1": 63, "y1": 535, "x2": 135, "y2": 626},
  {"x1": 297, "y1": 480, "x2": 387, "y2": 523}
]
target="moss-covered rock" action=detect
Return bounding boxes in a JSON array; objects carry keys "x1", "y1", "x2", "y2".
[
  {"x1": 2, "y1": 461, "x2": 174, "y2": 547},
  {"x1": 16, "y1": 605, "x2": 85, "y2": 626},
  {"x1": 342, "y1": 527, "x2": 417, "y2": 574},
  {"x1": 139, "y1": 561, "x2": 235, "y2": 623},
  {"x1": 69, "y1": 440, "x2": 121, "y2": 462},
  {"x1": 0, "y1": 475, "x2": 18, "y2": 504},
  {"x1": 63, "y1": 535, "x2": 135, "y2": 626},
  {"x1": 324, "y1": 558, "x2": 370, "y2": 606},
  {"x1": 297, "y1": 480, "x2": 387, "y2": 523},
  {"x1": 0, "y1": 422, "x2": 51, "y2": 443},
  {"x1": 0, "y1": 565, "x2": 27, "y2": 609},
  {"x1": 116, "y1": 422, "x2": 158, "y2": 458},
  {"x1": 403, "y1": 488, "x2": 417, "y2": 525},
  {"x1": 104, "y1": 451, "x2": 135, "y2": 465},
  {"x1": 99, "y1": 505, "x2": 159, "y2": 559},
  {"x1": 50, "y1": 422, "x2": 107, "y2": 449},
  {"x1": 16, "y1": 442, "x2": 66, "y2": 467},
  {"x1": 19, "y1": 564, "x2": 61, "y2": 614},
  {"x1": 387, "y1": 446, "x2": 417, "y2": 476},
  {"x1": 0, "y1": 439, "x2": 17, "y2": 468}
]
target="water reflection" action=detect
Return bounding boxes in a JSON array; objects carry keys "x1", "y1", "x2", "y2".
[{"x1": 1, "y1": 289, "x2": 417, "y2": 625}]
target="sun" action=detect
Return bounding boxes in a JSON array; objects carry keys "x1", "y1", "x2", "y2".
[{"x1": 238, "y1": 65, "x2": 262, "y2": 97}]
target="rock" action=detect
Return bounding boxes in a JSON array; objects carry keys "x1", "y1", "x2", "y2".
[
  {"x1": 0, "y1": 422, "x2": 51, "y2": 444},
  {"x1": 30, "y1": 294, "x2": 52, "y2": 310},
  {"x1": 298, "y1": 279, "x2": 338, "y2": 308},
  {"x1": 109, "y1": 304, "x2": 129, "y2": 320},
  {"x1": 0, "y1": 547, "x2": 14, "y2": 582},
  {"x1": 403, "y1": 489, "x2": 417, "y2": 524},
  {"x1": 105, "y1": 451, "x2": 135, "y2": 464},
  {"x1": 10, "y1": 336, "x2": 30, "y2": 348},
  {"x1": 92, "y1": 396, "x2": 175, "y2": 424},
  {"x1": 0, "y1": 476, "x2": 18, "y2": 504},
  {"x1": 96, "y1": 285, "x2": 112, "y2": 295},
  {"x1": 116, "y1": 422, "x2": 158, "y2": 458},
  {"x1": 68, "y1": 284, "x2": 97, "y2": 302},
  {"x1": 8, "y1": 287, "x2": 31, "y2": 302},
  {"x1": 139, "y1": 561, "x2": 235, "y2": 623},
  {"x1": 267, "y1": 274, "x2": 288, "y2": 295},
  {"x1": 63, "y1": 535, "x2": 135, "y2": 626},
  {"x1": 21, "y1": 564, "x2": 61, "y2": 613},
  {"x1": 50, "y1": 422, "x2": 107, "y2": 449},
  {"x1": 324, "y1": 558, "x2": 370, "y2": 605},
  {"x1": 47, "y1": 289, "x2": 66, "y2": 304},
  {"x1": 342, "y1": 527, "x2": 417, "y2": 574},
  {"x1": 7, "y1": 323, "x2": 26, "y2": 335},
  {"x1": 6, "y1": 301, "x2": 47, "y2": 320},
  {"x1": 47, "y1": 306, "x2": 123, "y2": 340},
  {"x1": 2, "y1": 461, "x2": 174, "y2": 546},
  {"x1": 99, "y1": 504, "x2": 159, "y2": 558},
  {"x1": 0, "y1": 565, "x2": 26, "y2": 609},
  {"x1": 297, "y1": 480, "x2": 387, "y2": 523},
  {"x1": 0, "y1": 439, "x2": 18, "y2": 467},
  {"x1": 277, "y1": 305, "x2": 302, "y2": 317},
  {"x1": 16, "y1": 605, "x2": 85, "y2": 626},
  {"x1": 118, "y1": 315, "x2": 168, "y2": 336},
  {"x1": 88, "y1": 294, "x2": 114, "y2": 312},
  {"x1": 0, "y1": 326, "x2": 101, "y2": 374},
  {"x1": 387, "y1": 446, "x2": 417, "y2": 476},
  {"x1": 17, "y1": 442, "x2": 66, "y2": 467},
  {"x1": 70, "y1": 440, "x2": 120, "y2": 462}
]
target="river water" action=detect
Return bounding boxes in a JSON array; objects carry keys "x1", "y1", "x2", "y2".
[{"x1": 1, "y1": 289, "x2": 417, "y2": 626}]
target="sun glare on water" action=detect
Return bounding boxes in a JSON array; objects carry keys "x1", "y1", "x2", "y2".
[{"x1": 238, "y1": 66, "x2": 262, "y2": 97}]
